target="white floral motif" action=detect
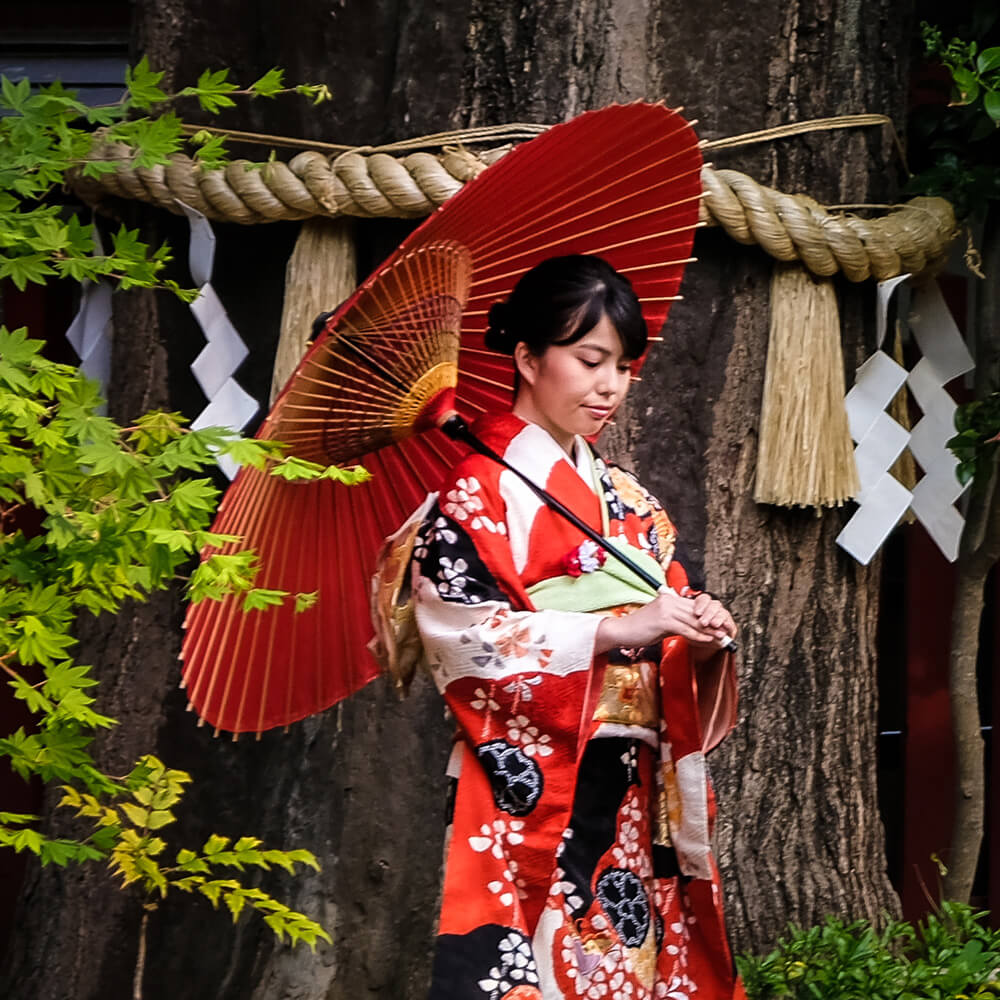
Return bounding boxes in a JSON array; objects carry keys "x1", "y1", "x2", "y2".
[
  {"x1": 468, "y1": 818, "x2": 526, "y2": 859},
  {"x1": 621, "y1": 744, "x2": 639, "y2": 781},
  {"x1": 482, "y1": 855, "x2": 528, "y2": 907},
  {"x1": 654, "y1": 895, "x2": 695, "y2": 974},
  {"x1": 443, "y1": 477, "x2": 507, "y2": 534},
  {"x1": 413, "y1": 533, "x2": 429, "y2": 562},
  {"x1": 655, "y1": 974, "x2": 694, "y2": 999},
  {"x1": 444, "y1": 477, "x2": 483, "y2": 519},
  {"x1": 555, "y1": 829, "x2": 573, "y2": 859},
  {"x1": 506, "y1": 714, "x2": 553, "y2": 757},
  {"x1": 486, "y1": 871, "x2": 515, "y2": 907},
  {"x1": 413, "y1": 516, "x2": 458, "y2": 560},
  {"x1": 437, "y1": 556, "x2": 480, "y2": 602},
  {"x1": 477, "y1": 932, "x2": 539, "y2": 999},
  {"x1": 576, "y1": 538, "x2": 606, "y2": 573},
  {"x1": 611, "y1": 790, "x2": 646, "y2": 871},
  {"x1": 610, "y1": 818, "x2": 641, "y2": 869},
  {"x1": 432, "y1": 516, "x2": 458, "y2": 544},
  {"x1": 503, "y1": 674, "x2": 543, "y2": 703},
  {"x1": 470, "y1": 686, "x2": 500, "y2": 712}
]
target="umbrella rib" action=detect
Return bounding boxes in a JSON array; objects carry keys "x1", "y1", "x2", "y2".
[{"x1": 437, "y1": 114, "x2": 698, "y2": 262}]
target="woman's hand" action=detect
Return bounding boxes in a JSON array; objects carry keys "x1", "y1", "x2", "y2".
[
  {"x1": 680, "y1": 587, "x2": 737, "y2": 660},
  {"x1": 594, "y1": 587, "x2": 737, "y2": 656}
]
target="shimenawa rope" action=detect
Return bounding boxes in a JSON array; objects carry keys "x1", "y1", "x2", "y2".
[{"x1": 71, "y1": 113, "x2": 957, "y2": 281}]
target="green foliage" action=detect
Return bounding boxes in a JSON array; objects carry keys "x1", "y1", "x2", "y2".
[
  {"x1": 57, "y1": 757, "x2": 330, "y2": 949},
  {"x1": 739, "y1": 903, "x2": 1000, "y2": 1000},
  {"x1": 0, "y1": 329, "x2": 369, "y2": 950},
  {"x1": 907, "y1": 12, "x2": 1000, "y2": 219},
  {"x1": 948, "y1": 391, "x2": 1000, "y2": 487},
  {"x1": 0, "y1": 53, "x2": 350, "y2": 979},
  {"x1": 0, "y1": 55, "x2": 331, "y2": 296},
  {"x1": 922, "y1": 22, "x2": 1000, "y2": 121}
]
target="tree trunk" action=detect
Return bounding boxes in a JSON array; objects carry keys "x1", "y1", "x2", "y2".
[
  {"x1": 942, "y1": 204, "x2": 1000, "y2": 903},
  {"x1": 2, "y1": 0, "x2": 912, "y2": 995}
]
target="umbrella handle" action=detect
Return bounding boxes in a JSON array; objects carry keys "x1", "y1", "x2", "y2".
[{"x1": 439, "y1": 413, "x2": 738, "y2": 654}]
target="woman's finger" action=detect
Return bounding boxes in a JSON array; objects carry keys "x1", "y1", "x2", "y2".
[
  {"x1": 690, "y1": 593, "x2": 713, "y2": 616},
  {"x1": 697, "y1": 602, "x2": 723, "y2": 626}
]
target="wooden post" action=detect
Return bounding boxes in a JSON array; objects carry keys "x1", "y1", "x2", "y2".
[{"x1": 271, "y1": 218, "x2": 358, "y2": 404}]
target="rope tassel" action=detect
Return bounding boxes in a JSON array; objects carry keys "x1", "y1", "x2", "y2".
[{"x1": 755, "y1": 264, "x2": 860, "y2": 509}]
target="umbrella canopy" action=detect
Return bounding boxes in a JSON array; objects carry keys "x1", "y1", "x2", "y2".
[{"x1": 181, "y1": 102, "x2": 703, "y2": 735}]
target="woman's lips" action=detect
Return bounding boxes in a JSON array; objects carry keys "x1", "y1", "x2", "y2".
[{"x1": 584, "y1": 406, "x2": 612, "y2": 420}]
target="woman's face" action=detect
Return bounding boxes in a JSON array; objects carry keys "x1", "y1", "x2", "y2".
[{"x1": 513, "y1": 313, "x2": 634, "y2": 453}]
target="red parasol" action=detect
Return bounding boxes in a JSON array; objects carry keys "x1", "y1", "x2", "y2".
[{"x1": 181, "y1": 102, "x2": 703, "y2": 735}]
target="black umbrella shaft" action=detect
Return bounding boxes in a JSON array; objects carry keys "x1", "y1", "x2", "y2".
[
  {"x1": 441, "y1": 414, "x2": 661, "y2": 590},
  {"x1": 439, "y1": 413, "x2": 738, "y2": 654}
]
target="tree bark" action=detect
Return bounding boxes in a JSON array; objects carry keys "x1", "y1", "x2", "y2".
[
  {"x1": 2, "y1": 0, "x2": 913, "y2": 995},
  {"x1": 942, "y1": 204, "x2": 1000, "y2": 903}
]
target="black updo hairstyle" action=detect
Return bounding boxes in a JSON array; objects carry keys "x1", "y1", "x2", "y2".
[{"x1": 484, "y1": 255, "x2": 646, "y2": 361}]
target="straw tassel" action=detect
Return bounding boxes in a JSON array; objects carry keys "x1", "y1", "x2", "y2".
[
  {"x1": 270, "y1": 218, "x2": 358, "y2": 404},
  {"x1": 754, "y1": 264, "x2": 859, "y2": 508}
]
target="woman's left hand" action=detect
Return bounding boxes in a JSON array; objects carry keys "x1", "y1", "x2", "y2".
[{"x1": 679, "y1": 587, "x2": 737, "y2": 659}]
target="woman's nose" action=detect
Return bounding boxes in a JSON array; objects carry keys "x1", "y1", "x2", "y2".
[{"x1": 597, "y1": 367, "x2": 626, "y2": 396}]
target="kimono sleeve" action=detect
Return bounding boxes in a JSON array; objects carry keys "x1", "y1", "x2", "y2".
[
  {"x1": 411, "y1": 466, "x2": 605, "y2": 691},
  {"x1": 606, "y1": 462, "x2": 738, "y2": 753}
]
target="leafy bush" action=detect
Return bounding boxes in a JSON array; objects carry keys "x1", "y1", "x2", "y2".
[
  {"x1": 948, "y1": 391, "x2": 1000, "y2": 488},
  {"x1": 0, "y1": 327, "x2": 368, "y2": 952},
  {"x1": 739, "y1": 902, "x2": 1000, "y2": 1000},
  {"x1": 0, "y1": 56, "x2": 355, "y2": 970}
]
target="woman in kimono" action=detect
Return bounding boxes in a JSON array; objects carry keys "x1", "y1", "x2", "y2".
[{"x1": 411, "y1": 255, "x2": 742, "y2": 1000}]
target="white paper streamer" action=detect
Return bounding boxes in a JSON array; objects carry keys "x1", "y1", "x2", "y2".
[
  {"x1": 190, "y1": 285, "x2": 250, "y2": 398},
  {"x1": 853, "y1": 412, "x2": 910, "y2": 502},
  {"x1": 836, "y1": 473, "x2": 913, "y2": 566},
  {"x1": 837, "y1": 276, "x2": 913, "y2": 565},
  {"x1": 904, "y1": 281, "x2": 974, "y2": 560},
  {"x1": 176, "y1": 200, "x2": 258, "y2": 478},
  {"x1": 65, "y1": 225, "x2": 114, "y2": 407},
  {"x1": 837, "y1": 279, "x2": 975, "y2": 565},
  {"x1": 875, "y1": 273, "x2": 910, "y2": 349}
]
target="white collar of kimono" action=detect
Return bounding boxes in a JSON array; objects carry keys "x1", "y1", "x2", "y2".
[
  {"x1": 500, "y1": 420, "x2": 601, "y2": 574},
  {"x1": 505, "y1": 418, "x2": 597, "y2": 495}
]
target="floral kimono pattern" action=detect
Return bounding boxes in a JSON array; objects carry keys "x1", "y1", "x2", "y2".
[{"x1": 412, "y1": 413, "x2": 743, "y2": 1000}]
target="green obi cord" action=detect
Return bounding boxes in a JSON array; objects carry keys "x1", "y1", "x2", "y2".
[{"x1": 527, "y1": 537, "x2": 666, "y2": 613}]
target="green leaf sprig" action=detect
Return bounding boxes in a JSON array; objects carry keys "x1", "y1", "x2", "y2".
[
  {"x1": 0, "y1": 57, "x2": 330, "y2": 295},
  {"x1": 1, "y1": 328, "x2": 366, "y2": 952}
]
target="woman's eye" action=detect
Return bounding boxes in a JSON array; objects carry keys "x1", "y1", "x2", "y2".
[{"x1": 580, "y1": 359, "x2": 599, "y2": 369}]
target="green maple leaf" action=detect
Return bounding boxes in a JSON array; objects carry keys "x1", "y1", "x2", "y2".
[
  {"x1": 249, "y1": 68, "x2": 285, "y2": 98},
  {"x1": 0, "y1": 253, "x2": 57, "y2": 290},
  {"x1": 124, "y1": 56, "x2": 167, "y2": 109}
]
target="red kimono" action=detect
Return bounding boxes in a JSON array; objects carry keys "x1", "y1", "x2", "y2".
[{"x1": 411, "y1": 413, "x2": 743, "y2": 1000}]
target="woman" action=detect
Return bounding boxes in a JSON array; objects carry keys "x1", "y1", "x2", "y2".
[{"x1": 410, "y1": 255, "x2": 743, "y2": 1000}]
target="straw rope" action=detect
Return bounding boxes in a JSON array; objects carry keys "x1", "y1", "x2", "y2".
[{"x1": 72, "y1": 141, "x2": 957, "y2": 281}]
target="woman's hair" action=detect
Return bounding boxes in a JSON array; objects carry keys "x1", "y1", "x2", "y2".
[{"x1": 484, "y1": 255, "x2": 647, "y2": 360}]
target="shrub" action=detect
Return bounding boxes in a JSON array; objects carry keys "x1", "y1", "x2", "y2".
[{"x1": 739, "y1": 902, "x2": 1000, "y2": 1000}]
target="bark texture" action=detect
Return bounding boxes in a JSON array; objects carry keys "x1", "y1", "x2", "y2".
[
  {"x1": 1, "y1": 0, "x2": 913, "y2": 995},
  {"x1": 943, "y1": 206, "x2": 1000, "y2": 903}
]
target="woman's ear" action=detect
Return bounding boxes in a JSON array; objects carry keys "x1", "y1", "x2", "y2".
[{"x1": 513, "y1": 342, "x2": 538, "y2": 387}]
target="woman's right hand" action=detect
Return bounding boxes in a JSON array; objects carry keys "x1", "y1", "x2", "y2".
[{"x1": 594, "y1": 589, "x2": 729, "y2": 655}]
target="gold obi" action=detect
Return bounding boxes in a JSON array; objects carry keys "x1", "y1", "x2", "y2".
[{"x1": 592, "y1": 659, "x2": 659, "y2": 729}]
